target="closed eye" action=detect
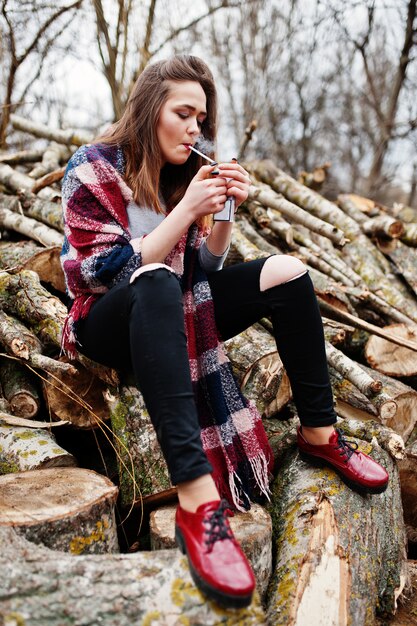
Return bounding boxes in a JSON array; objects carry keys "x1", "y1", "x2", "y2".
[{"x1": 177, "y1": 113, "x2": 203, "y2": 127}]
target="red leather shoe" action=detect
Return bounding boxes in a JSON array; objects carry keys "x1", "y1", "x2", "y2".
[
  {"x1": 175, "y1": 499, "x2": 255, "y2": 608},
  {"x1": 297, "y1": 427, "x2": 389, "y2": 494}
]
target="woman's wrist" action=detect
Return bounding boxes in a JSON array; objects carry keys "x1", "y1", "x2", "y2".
[
  {"x1": 174, "y1": 198, "x2": 197, "y2": 226},
  {"x1": 206, "y1": 220, "x2": 233, "y2": 256}
]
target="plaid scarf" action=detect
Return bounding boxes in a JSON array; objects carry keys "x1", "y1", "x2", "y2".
[{"x1": 61, "y1": 143, "x2": 273, "y2": 510}]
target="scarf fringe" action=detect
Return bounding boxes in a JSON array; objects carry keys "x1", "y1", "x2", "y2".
[
  {"x1": 249, "y1": 452, "x2": 272, "y2": 502},
  {"x1": 61, "y1": 294, "x2": 98, "y2": 358},
  {"x1": 228, "y1": 470, "x2": 249, "y2": 513}
]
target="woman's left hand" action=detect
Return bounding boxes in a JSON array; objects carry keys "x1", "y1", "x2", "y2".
[{"x1": 217, "y1": 161, "x2": 251, "y2": 210}]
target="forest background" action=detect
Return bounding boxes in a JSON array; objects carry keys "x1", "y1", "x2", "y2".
[{"x1": 1, "y1": 0, "x2": 417, "y2": 206}]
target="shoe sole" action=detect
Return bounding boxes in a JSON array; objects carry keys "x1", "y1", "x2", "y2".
[
  {"x1": 175, "y1": 525, "x2": 253, "y2": 609},
  {"x1": 298, "y1": 450, "x2": 389, "y2": 495}
]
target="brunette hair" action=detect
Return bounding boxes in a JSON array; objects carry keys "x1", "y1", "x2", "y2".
[{"x1": 96, "y1": 55, "x2": 217, "y2": 216}]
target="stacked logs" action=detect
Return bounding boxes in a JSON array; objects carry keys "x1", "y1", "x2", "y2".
[{"x1": 1, "y1": 118, "x2": 417, "y2": 624}]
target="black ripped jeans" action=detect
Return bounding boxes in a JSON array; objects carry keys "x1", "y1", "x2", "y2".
[{"x1": 75, "y1": 258, "x2": 337, "y2": 485}]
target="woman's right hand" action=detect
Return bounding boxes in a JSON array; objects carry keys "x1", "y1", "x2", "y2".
[{"x1": 177, "y1": 164, "x2": 228, "y2": 221}]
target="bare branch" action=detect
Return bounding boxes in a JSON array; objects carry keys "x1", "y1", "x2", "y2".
[
  {"x1": 17, "y1": 0, "x2": 83, "y2": 65},
  {"x1": 149, "y1": 0, "x2": 241, "y2": 59}
]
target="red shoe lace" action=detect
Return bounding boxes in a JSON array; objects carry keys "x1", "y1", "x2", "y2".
[
  {"x1": 335, "y1": 428, "x2": 359, "y2": 460},
  {"x1": 204, "y1": 500, "x2": 235, "y2": 552}
]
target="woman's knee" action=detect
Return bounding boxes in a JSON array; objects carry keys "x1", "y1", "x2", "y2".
[
  {"x1": 259, "y1": 255, "x2": 307, "y2": 291},
  {"x1": 130, "y1": 263, "x2": 176, "y2": 283},
  {"x1": 129, "y1": 263, "x2": 182, "y2": 305}
]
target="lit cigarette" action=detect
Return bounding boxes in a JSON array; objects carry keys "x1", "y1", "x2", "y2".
[{"x1": 186, "y1": 144, "x2": 216, "y2": 164}]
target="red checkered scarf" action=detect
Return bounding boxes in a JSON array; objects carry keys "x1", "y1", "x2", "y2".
[{"x1": 61, "y1": 143, "x2": 273, "y2": 510}]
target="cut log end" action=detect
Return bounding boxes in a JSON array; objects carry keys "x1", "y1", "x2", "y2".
[
  {"x1": 0, "y1": 467, "x2": 117, "y2": 526},
  {"x1": 365, "y1": 324, "x2": 417, "y2": 377},
  {"x1": 0, "y1": 467, "x2": 119, "y2": 555}
]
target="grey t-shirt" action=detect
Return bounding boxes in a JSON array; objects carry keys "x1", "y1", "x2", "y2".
[{"x1": 127, "y1": 199, "x2": 229, "y2": 272}]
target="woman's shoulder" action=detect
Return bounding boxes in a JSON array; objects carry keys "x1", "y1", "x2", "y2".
[
  {"x1": 62, "y1": 143, "x2": 126, "y2": 202},
  {"x1": 66, "y1": 142, "x2": 124, "y2": 175}
]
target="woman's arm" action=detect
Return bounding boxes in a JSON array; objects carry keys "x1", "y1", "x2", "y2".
[
  {"x1": 139, "y1": 164, "x2": 228, "y2": 264},
  {"x1": 62, "y1": 148, "x2": 142, "y2": 296},
  {"x1": 140, "y1": 161, "x2": 251, "y2": 264}
]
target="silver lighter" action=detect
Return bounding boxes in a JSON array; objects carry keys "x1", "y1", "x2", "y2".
[{"x1": 214, "y1": 195, "x2": 235, "y2": 222}]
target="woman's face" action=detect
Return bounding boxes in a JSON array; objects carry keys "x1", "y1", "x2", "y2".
[{"x1": 156, "y1": 80, "x2": 207, "y2": 166}]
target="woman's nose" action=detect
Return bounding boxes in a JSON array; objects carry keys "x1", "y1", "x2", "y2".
[{"x1": 187, "y1": 119, "x2": 200, "y2": 135}]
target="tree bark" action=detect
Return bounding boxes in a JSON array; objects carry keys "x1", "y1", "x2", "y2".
[
  {"x1": 0, "y1": 238, "x2": 42, "y2": 268},
  {"x1": 318, "y1": 298, "x2": 417, "y2": 352},
  {"x1": 10, "y1": 113, "x2": 93, "y2": 146},
  {"x1": 251, "y1": 160, "x2": 417, "y2": 322},
  {"x1": 31, "y1": 165, "x2": 66, "y2": 194},
  {"x1": 328, "y1": 365, "x2": 394, "y2": 424},
  {"x1": 401, "y1": 222, "x2": 417, "y2": 246},
  {"x1": 0, "y1": 358, "x2": 40, "y2": 419},
  {"x1": 248, "y1": 180, "x2": 347, "y2": 246},
  {"x1": 0, "y1": 424, "x2": 75, "y2": 473},
  {"x1": 225, "y1": 323, "x2": 292, "y2": 418},
  {"x1": 0, "y1": 148, "x2": 45, "y2": 165},
  {"x1": 0, "y1": 467, "x2": 118, "y2": 554},
  {"x1": 105, "y1": 384, "x2": 171, "y2": 507},
  {"x1": 0, "y1": 163, "x2": 58, "y2": 201},
  {"x1": 28, "y1": 142, "x2": 71, "y2": 179},
  {"x1": 337, "y1": 419, "x2": 405, "y2": 461},
  {"x1": 380, "y1": 239, "x2": 417, "y2": 299},
  {"x1": 237, "y1": 213, "x2": 279, "y2": 255},
  {"x1": 360, "y1": 364, "x2": 417, "y2": 442},
  {"x1": 361, "y1": 215, "x2": 405, "y2": 239},
  {"x1": 0, "y1": 526, "x2": 267, "y2": 624},
  {"x1": 0, "y1": 208, "x2": 63, "y2": 247},
  {"x1": 0, "y1": 270, "x2": 67, "y2": 348},
  {"x1": 325, "y1": 341, "x2": 382, "y2": 396},
  {"x1": 0, "y1": 241, "x2": 65, "y2": 293},
  {"x1": 266, "y1": 445, "x2": 407, "y2": 624},
  {"x1": 231, "y1": 222, "x2": 270, "y2": 262},
  {"x1": 0, "y1": 309, "x2": 76, "y2": 377},
  {"x1": 16, "y1": 189, "x2": 64, "y2": 232},
  {"x1": 398, "y1": 438, "x2": 417, "y2": 544}
]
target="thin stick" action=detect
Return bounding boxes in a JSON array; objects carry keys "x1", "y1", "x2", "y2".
[
  {"x1": 186, "y1": 144, "x2": 216, "y2": 164},
  {"x1": 318, "y1": 298, "x2": 417, "y2": 352}
]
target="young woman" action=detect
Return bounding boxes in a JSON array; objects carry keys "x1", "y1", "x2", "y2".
[{"x1": 61, "y1": 54, "x2": 389, "y2": 609}]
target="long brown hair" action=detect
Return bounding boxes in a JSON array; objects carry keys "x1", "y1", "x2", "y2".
[{"x1": 96, "y1": 55, "x2": 217, "y2": 219}]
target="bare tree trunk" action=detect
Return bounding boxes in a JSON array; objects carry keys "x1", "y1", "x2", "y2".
[{"x1": 366, "y1": 0, "x2": 417, "y2": 193}]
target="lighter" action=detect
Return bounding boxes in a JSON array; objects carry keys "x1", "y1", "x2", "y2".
[{"x1": 213, "y1": 195, "x2": 235, "y2": 222}]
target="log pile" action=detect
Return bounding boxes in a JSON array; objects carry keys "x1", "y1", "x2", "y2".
[{"x1": 1, "y1": 120, "x2": 417, "y2": 624}]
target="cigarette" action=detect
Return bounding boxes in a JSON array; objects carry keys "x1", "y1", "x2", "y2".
[{"x1": 186, "y1": 144, "x2": 216, "y2": 164}]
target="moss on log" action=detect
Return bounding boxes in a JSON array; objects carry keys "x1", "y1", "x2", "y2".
[
  {"x1": 105, "y1": 384, "x2": 171, "y2": 506},
  {"x1": 266, "y1": 443, "x2": 407, "y2": 625},
  {"x1": 0, "y1": 423, "x2": 75, "y2": 473},
  {"x1": 0, "y1": 270, "x2": 66, "y2": 347}
]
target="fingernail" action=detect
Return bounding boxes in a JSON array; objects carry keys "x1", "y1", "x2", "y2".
[
  {"x1": 231, "y1": 157, "x2": 238, "y2": 162},
  {"x1": 210, "y1": 161, "x2": 218, "y2": 167},
  {"x1": 211, "y1": 169, "x2": 220, "y2": 175}
]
